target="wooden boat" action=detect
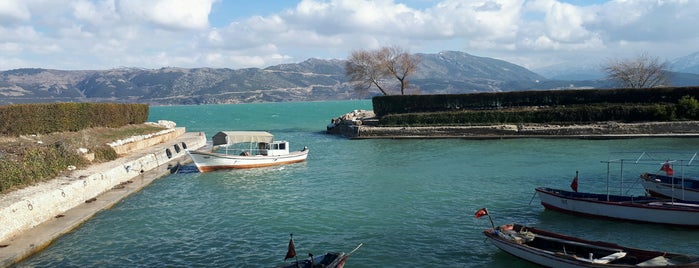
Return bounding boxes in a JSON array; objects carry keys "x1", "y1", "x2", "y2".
[
  {"x1": 185, "y1": 131, "x2": 308, "y2": 172},
  {"x1": 640, "y1": 172, "x2": 699, "y2": 201},
  {"x1": 277, "y1": 234, "x2": 362, "y2": 268},
  {"x1": 484, "y1": 223, "x2": 699, "y2": 267},
  {"x1": 278, "y1": 252, "x2": 349, "y2": 268},
  {"x1": 536, "y1": 187, "x2": 699, "y2": 227}
]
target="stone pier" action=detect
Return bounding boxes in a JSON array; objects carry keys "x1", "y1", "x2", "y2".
[
  {"x1": 0, "y1": 128, "x2": 207, "y2": 267},
  {"x1": 326, "y1": 110, "x2": 699, "y2": 139}
]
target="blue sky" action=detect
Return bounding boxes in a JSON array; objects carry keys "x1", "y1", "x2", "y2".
[{"x1": 1, "y1": 0, "x2": 697, "y2": 72}]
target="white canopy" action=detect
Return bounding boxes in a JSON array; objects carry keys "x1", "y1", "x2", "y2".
[{"x1": 212, "y1": 131, "x2": 274, "y2": 146}]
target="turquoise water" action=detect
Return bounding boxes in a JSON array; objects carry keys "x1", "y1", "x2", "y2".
[{"x1": 15, "y1": 101, "x2": 699, "y2": 267}]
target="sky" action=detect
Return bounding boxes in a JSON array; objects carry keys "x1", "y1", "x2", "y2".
[{"x1": 1, "y1": 0, "x2": 698, "y2": 71}]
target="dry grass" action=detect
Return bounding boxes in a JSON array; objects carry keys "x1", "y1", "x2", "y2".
[{"x1": 0, "y1": 124, "x2": 165, "y2": 157}]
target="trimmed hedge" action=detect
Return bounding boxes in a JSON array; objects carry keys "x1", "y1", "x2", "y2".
[
  {"x1": 378, "y1": 103, "x2": 693, "y2": 126},
  {"x1": 372, "y1": 87, "x2": 699, "y2": 117},
  {"x1": 0, "y1": 103, "x2": 149, "y2": 136}
]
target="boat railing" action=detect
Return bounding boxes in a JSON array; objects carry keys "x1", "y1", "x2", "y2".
[
  {"x1": 212, "y1": 146, "x2": 268, "y2": 156},
  {"x1": 604, "y1": 151, "x2": 699, "y2": 170},
  {"x1": 597, "y1": 151, "x2": 699, "y2": 200}
]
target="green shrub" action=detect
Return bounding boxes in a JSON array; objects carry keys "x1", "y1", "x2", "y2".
[
  {"x1": 0, "y1": 143, "x2": 87, "y2": 193},
  {"x1": 677, "y1": 95, "x2": 699, "y2": 119},
  {"x1": 0, "y1": 159, "x2": 23, "y2": 192},
  {"x1": 92, "y1": 145, "x2": 118, "y2": 162}
]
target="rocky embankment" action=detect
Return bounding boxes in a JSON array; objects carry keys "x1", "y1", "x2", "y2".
[{"x1": 326, "y1": 110, "x2": 699, "y2": 139}]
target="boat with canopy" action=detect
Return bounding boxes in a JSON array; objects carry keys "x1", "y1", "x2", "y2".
[{"x1": 186, "y1": 131, "x2": 308, "y2": 172}]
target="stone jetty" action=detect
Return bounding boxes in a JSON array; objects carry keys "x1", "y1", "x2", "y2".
[
  {"x1": 0, "y1": 122, "x2": 207, "y2": 267},
  {"x1": 326, "y1": 110, "x2": 699, "y2": 139}
]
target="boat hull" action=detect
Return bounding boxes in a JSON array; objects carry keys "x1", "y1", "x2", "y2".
[
  {"x1": 536, "y1": 187, "x2": 699, "y2": 227},
  {"x1": 640, "y1": 173, "x2": 699, "y2": 202},
  {"x1": 487, "y1": 234, "x2": 605, "y2": 268},
  {"x1": 484, "y1": 224, "x2": 699, "y2": 267},
  {"x1": 186, "y1": 149, "x2": 309, "y2": 172},
  {"x1": 278, "y1": 252, "x2": 347, "y2": 268}
]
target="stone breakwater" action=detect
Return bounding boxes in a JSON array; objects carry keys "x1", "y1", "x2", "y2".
[
  {"x1": 0, "y1": 127, "x2": 206, "y2": 267},
  {"x1": 326, "y1": 110, "x2": 699, "y2": 139}
]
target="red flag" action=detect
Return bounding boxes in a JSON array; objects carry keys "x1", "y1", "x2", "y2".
[
  {"x1": 570, "y1": 171, "x2": 579, "y2": 192},
  {"x1": 284, "y1": 234, "x2": 296, "y2": 260},
  {"x1": 660, "y1": 162, "x2": 674, "y2": 176},
  {"x1": 475, "y1": 208, "x2": 488, "y2": 218}
]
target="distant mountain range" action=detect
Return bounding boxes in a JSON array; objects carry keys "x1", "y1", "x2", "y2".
[
  {"x1": 670, "y1": 51, "x2": 699, "y2": 74},
  {"x1": 534, "y1": 51, "x2": 699, "y2": 81},
  {"x1": 2, "y1": 51, "x2": 699, "y2": 105}
]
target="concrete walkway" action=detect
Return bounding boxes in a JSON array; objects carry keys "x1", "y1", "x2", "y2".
[{"x1": 0, "y1": 132, "x2": 206, "y2": 268}]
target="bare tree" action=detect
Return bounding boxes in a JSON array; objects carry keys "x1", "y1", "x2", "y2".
[
  {"x1": 603, "y1": 53, "x2": 670, "y2": 88},
  {"x1": 345, "y1": 50, "x2": 389, "y2": 95},
  {"x1": 345, "y1": 46, "x2": 420, "y2": 95}
]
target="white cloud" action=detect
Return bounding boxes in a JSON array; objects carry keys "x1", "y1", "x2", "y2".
[
  {"x1": 72, "y1": 0, "x2": 116, "y2": 25},
  {"x1": 0, "y1": 0, "x2": 31, "y2": 23},
  {"x1": 0, "y1": 27, "x2": 43, "y2": 55},
  {"x1": 0, "y1": 0, "x2": 698, "y2": 71},
  {"x1": 526, "y1": 0, "x2": 595, "y2": 42},
  {"x1": 591, "y1": 0, "x2": 699, "y2": 43},
  {"x1": 0, "y1": 42, "x2": 22, "y2": 53},
  {"x1": 117, "y1": 0, "x2": 215, "y2": 31}
]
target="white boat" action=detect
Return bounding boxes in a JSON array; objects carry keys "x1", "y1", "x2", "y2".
[
  {"x1": 185, "y1": 131, "x2": 308, "y2": 172},
  {"x1": 603, "y1": 151, "x2": 699, "y2": 201},
  {"x1": 640, "y1": 172, "x2": 699, "y2": 202},
  {"x1": 536, "y1": 187, "x2": 699, "y2": 227},
  {"x1": 484, "y1": 223, "x2": 699, "y2": 267}
]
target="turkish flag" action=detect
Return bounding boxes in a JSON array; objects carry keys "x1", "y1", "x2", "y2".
[
  {"x1": 475, "y1": 208, "x2": 488, "y2": 218},
  {"x1": 284, "y1": 236, "x2": 296, "y2": 260},
  {"x1": 660, "y1": 162, "x2": 674, "y2": 176}
]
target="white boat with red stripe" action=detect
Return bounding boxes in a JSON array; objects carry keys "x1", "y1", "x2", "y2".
[{"x1": 186, "y1": 131, "x2": 308, "y2": 172}]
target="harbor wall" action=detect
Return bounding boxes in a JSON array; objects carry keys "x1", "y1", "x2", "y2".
[
  {"x1": 0, "y1": 129, "x2": 206, "y2": 245},
  {"x1": 326, "y1": 110, "x2": 699, "y2": 139},
  {"x1": 350, "y1": 121, "x2": 699, "y2": 139},
  {"x1": 110, "y1": 127, "x2": 186, "y2": 155}
]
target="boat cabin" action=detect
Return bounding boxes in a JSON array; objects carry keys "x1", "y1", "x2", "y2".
[{"x1": 257, "y1": 141, "x2": 290, "y2": 156}]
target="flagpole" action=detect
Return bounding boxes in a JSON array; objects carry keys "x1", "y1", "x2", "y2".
[
  {"x1": 475, "y1": 208, "x2": 495, "y2": 229},
  {"x1": 486, "y1": 213, "x2": 495, "y2": 229},
  {"x1": 483, "y1": 208, "x2": 495, "y2": 229},
  {"x1": 285, "y1": 233, "x2": 299, "y2": 266},
  {"x1": 292, "y1": 234, "x2": 298, "y2": 265}
]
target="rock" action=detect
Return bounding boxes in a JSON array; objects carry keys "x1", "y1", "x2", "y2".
[{"x1": 146, "y1": 120, "x2": 177, "y2": 129}]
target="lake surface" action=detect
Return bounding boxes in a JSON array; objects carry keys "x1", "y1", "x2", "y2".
[{"x1": 14, "y1": 100, "x2": 699, "y2": 267}]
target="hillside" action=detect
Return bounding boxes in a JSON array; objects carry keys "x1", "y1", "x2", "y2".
[{"x1": 2, "y1": 51, "x2": 698, "y2": 105}]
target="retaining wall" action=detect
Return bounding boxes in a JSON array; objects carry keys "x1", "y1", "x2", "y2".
[
  {"x1": 110, "y1": 127, "x2": 186, "y2": 155},
  {"x1": 0, "y1": 129, "x2": 206, "y2": 244}
]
